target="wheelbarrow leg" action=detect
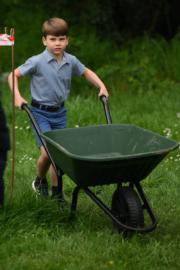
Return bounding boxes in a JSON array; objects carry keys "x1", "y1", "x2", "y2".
[
  {"x1": 135, "y1": 182, "x2": 157, "y2": 224},
  {"x1": 57, "y1": 168, "x2": 63, "y2": 194},
  {"x1": 71, "y1": 186, "x2": 80, "y2": 212}
]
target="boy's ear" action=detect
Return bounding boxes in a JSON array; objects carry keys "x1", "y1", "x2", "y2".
[
  {"x1": 65, "y1": 36, "x2": 69, "y2": 46},
  {"x1": 42, "y1": 36, "x2": 46, "y2": 46}
]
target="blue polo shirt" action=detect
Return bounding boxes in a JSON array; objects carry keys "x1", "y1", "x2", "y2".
[{"x1": 18, "y1": 49, "x2": 85, "y2": 106}]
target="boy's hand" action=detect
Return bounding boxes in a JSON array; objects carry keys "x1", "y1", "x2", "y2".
[
  {"x1": 15, "y1": 95, "x2": 27, "y2": 109},
  {"x1": 98, "y1": 86, "x2": 109, "y2": 98}
]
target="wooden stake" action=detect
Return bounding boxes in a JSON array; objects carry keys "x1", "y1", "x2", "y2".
[
  {"x1": 11, "y1": 35, "x2": 15, "y2": 198},
  {"x1": 0, "y1": 27, "x2": 16, "y2": 198}
]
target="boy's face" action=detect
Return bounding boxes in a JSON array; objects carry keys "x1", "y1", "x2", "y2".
[{"x1": 42, "y1": 35, "x2": 69, "y2": 56}]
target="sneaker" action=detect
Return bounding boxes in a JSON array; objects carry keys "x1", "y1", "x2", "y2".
[{"x1": 32, "y1": 177, "x2": 49, "y2": 197}]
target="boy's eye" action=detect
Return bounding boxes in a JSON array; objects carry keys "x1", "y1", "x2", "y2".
[{"x1": 48, "y1": 36, "x2": 66, "y2": 42}]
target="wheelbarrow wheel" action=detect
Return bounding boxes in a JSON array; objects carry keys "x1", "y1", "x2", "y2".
[{"x1": 111, "y1": 187, "x2": 144, "y2": 235}]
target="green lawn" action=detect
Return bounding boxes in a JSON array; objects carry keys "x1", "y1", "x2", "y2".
[
  {"x1": 1, "y1": 35, "x2": 180, "y2": 269},
  {"x1": 0, "y1": 81, "x2": 180, "y2": 270}
]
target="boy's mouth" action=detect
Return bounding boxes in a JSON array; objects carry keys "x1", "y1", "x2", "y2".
[{"x1": 54, "y1": 48, "x2": 61, "y2": 53}]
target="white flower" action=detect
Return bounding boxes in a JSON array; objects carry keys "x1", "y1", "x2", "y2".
[{"x1": 163, "y1": 128, "x2": 172, "y2": 138}]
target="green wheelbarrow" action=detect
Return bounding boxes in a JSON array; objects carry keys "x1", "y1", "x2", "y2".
[{"x1": 23, "y1": 97, "x2": 178, "y2": 234}]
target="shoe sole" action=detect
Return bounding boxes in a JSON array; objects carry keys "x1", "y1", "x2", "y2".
[
  {"x1": 32, "y1": 180, "x2": 49, "y2": 197},
  {"x1": 32, "y1": 181, "x2": 40, "y2": 195}
]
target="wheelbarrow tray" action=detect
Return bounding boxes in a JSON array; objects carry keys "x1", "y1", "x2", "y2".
[{"x1": 42, "y1": 124, "x2": 178, "y2": 187}]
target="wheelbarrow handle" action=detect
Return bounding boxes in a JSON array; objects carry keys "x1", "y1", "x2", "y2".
[
  {"x1": 100, "y1": 95, "x2": 112, "y2": 124},
  {"x1": 21, "y1": 103, "x2": 41, "y2": 136}
]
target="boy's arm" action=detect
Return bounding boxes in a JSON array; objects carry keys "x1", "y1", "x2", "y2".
[
  {"x1": 82, "y1": 68, "x2": 109, "y2": 97},
  {"x1": 8, "y1": 68, "x2": 27, "y2": 108}
]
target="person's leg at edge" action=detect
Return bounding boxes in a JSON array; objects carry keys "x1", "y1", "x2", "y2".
[
  {"x1": 0, "y1": 152, "x2": 7, "y2": 208},
  {"x1": 0, "y1": 161, "x2": 6, "y2": 208}
]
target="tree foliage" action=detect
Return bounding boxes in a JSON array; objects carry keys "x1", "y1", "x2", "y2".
[
  {"x1": 0, "y1": 0, "x2": 180, "y2": 71},
  {"x1": 1, "y1": 0, "x2": 180, "y2": 40}
]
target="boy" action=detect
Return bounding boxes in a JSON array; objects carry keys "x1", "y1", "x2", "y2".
[{"x1": 8, "y1": 17, "x2": 109, "y2": 202}]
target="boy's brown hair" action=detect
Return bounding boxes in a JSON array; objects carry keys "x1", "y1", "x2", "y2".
[{"x1": 42, "y1": 17, "x2": 69, "y2": 37}]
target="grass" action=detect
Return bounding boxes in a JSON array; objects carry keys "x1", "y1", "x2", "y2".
[{"x1": 1, "y1": 37, "x2": 180, "y2": 269}]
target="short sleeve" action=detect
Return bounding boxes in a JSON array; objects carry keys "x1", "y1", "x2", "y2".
[
  {"x1": 18, "y1": 57, "x2": 37, "y2": 76},
  {"x1": 72, "y1": 56, "x2": 85, "y2": 76}
]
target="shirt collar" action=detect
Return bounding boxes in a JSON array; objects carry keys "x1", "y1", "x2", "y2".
[{"x1": 43, "y1": 49, "x2": 70, "y2": 64}]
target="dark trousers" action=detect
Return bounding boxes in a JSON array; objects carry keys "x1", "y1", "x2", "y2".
[{"x1": 0, "y1": 151, "x2": 7, "y2": 206}]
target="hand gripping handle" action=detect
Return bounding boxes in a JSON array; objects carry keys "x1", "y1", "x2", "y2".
[{"x1": 100, "y1": 95, "x2": 112, "y2": 124}]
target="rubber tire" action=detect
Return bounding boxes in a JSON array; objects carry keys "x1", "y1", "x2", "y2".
[{"x1": 111, "y1": 187, "x2": 144, "y2": 235}]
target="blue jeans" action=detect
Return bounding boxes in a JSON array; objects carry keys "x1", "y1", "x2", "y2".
[{"x1": 30, "y1": 105, "x2": 67, "y2": 146}]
